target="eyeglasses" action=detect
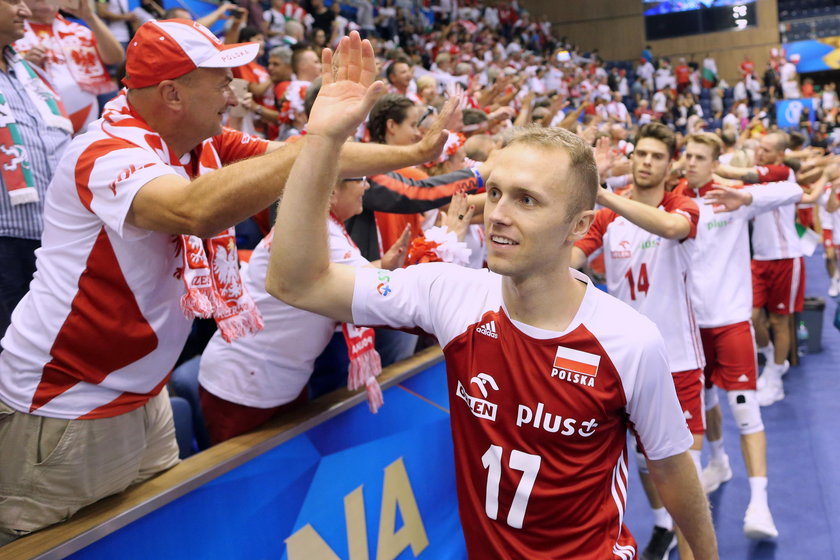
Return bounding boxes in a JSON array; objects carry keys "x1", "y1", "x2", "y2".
[{"x1": 418, "y1": 106, "x2": 436, "y2": 127}]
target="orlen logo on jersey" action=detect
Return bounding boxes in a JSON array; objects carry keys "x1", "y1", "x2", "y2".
[
  {"x1": 516, "y1": 402, "x2": 599, "y2": 437},
  {"x1": 611, "y1": 240, "x2": 632, "y2": 259},
  {"x1": 551, "y1": 346, "x2": 600, "y2": 388},
  {"x1": 456, "y1": 373, "x2": 499, "y2": 421}
]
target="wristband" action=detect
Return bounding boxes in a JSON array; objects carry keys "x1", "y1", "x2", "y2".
[{"x1": 472, "y1": 166, "x2": 484, "y2": 190}]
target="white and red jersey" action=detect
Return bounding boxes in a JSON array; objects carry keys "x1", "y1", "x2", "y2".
[
  {"x1": 575, "y1": 191, "x2": 704, "y2": 372},
  {"x1": 353, "y1": 265, "x2": 692, "y2": 560},
  {"x1": 676, "y1": 180, "x2": 803, "y2": 328},
  {"x1": 818, "y1": 183, "x2": 840, "y2": 243},
  {"x1": 0, "y1": 105, "x2": 269, "y2": 420},
  {"x1": 750, "y1": 164, "x2": 801, "y2": 260},
  {"x1": 199, "y1": 217, "x2": 369, "y2": 408}
]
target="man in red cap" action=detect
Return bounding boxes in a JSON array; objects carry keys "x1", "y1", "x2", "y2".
[{"x1": 0, "y1": 19, "x2": 449, "y2": 544}]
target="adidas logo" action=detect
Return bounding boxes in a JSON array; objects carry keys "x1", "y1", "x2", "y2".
[
  {"x1": 476, "y1": 320, "x2": 498, "y2": 339},
  {"x1": 737, "y1": 374, "x2": 749, "y2": 382}
]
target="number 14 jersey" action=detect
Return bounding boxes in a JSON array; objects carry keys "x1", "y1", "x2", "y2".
[{"x1": 575, "y1": 191, "x2": 704, "y2": 372}]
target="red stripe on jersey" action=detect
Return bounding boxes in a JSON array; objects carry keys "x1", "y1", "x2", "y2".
[
  {"x1": 682, "y1": 271, "x2": 704, "y2": 368},
  {"x1": 31, "y1": 227, "x2": 159, "y2": 413},
  {"x1": 74, "y1": 137, "x2": 136, "y2": 212},
  {"x1": 553, "y1": 356, "x2": 598, "y2": 376},
  {"x1": 79, "y1": 372, "x2": 171, "y2": 419},
  {"x1": 371, "y1": 172, "x2": 474, "y2": 201}
]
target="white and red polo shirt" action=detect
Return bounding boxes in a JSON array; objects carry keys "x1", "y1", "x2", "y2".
[{"x1": 0, "y1": 101, "x2": 268, "y2": 419}]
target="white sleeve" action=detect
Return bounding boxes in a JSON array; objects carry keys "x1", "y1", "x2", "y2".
[
  {"x1": 743, "y1": 181, "x2": 803, "y2": 220},
  {"x1": 85, "y1": 146, "x2": 180, "y2": 239},
  {"x1": 622, "y1": 323, "x2": 694, "y2": 461},
  {"x1": 352, "y1": 263, "x2": 499, "y2": 347},
  {"x1": 328, "y1": 220, "x2": 370, "y2": 267}
]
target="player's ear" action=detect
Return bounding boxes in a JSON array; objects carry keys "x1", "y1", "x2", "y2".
[{"x1": 567, "y1": 209, "x2": 595, "y2": 242}]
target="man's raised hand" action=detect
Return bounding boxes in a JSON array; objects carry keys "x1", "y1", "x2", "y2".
[
  {"x1": 307, "y1": 32, "x2": 387, "y2": 141},
  {"x1": 415, "y1": 94, "x2": 461, "y2": 163}
]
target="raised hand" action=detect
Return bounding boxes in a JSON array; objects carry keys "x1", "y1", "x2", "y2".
[
  {"x1": 307, "y1": 31, "x2": 387, "y2": 141},
  {"x1": 703, "y1": 185, "x2": 751, "y2": 213},
  {"x1": 441, "y1": 191, "x2": 475, "y2": 241},
  {"x1": 381, "y1": 224, "x2": 411, "y2": 270},
  {"x1": 593, "y1": 136, "x2": 613, "y2": 181},
  {"x1": 414, "y1": 94, "x2": 460, "y2": 164}
]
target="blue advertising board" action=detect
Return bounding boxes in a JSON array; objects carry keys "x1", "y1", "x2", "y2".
[
  {"x1": 776, "y1": 98, "x2": 816, "y2": 129},
  {"x1": 66, "y1": 361, "x2": 466, "y2": 560}
]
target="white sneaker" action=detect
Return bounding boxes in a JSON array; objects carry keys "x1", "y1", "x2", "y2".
[
  {"x1": 701, "y1": 455, "x2": 733, "y2": 493},
  {"x1": 829, "y1": 278, "x2": 840, "y2": 298},
  {"x1": 778, "y1": 360, "x2": 790, "y2": 377},
  {"x1": 744, "y1": 504, "x2": 779, "y2": 539},
  {"x1": 757, "y1": 377, "x2": 785, "y2": 406}
]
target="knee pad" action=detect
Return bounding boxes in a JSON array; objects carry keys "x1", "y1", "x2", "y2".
[
  {"x1": 634, "y1": 442, "x2": 649, "y2": 474},
  {"x1": 705, "y1": 385, "x2": 719, "y2": 411},
  {"x1": 727, "y1": 390, "x2": 764, "y2": 435}
]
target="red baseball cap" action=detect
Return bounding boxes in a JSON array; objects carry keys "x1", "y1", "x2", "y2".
[{"x1": 123, "y1": 19, "x2": 259, "y2": 89}]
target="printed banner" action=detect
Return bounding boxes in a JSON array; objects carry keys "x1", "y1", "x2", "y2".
[
  {"x1": 784, "y1": 37, "x2": 840, "y2": 73},
  {"x1": 776, "y1": 98, "x2": 816, "y2": 129},
  {"x1": 67, "y1": 361, "x2": 467, "y2": 560}
]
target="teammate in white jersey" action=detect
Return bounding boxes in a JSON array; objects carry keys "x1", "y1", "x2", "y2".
[
  {"x1": 816, "y1": 167, "x2": 840, "y2": 297},
  {"x1": 573, "y1": 123, "x2": 707, "y2": 560},
  {"x1": 265, "y1": 33, "x2": 718, "y2": 560},
  {"x1": 676, "y1": 132, "x2": 803, "y2": 541},
  {"x1": 715, "y1": 132, "x2": 802, "y2": 405}
]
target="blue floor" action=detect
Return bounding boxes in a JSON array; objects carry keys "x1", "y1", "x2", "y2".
[{"x1": 625, "y1": 249, "x2": 840, "y2": 559}]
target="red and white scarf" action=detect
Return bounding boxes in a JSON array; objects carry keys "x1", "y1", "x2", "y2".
[
  {"x1": 18, "y1": 16, "x2": 114, "y2": 95},
  {"x1": 0, "y1": 48, "x2": 72, "y2": 205},
  {"x1": 101, "y1": 92, "x2": 263, "y2": 343},
  {"x1": 329, "y1": 214, "x2": 385, "y2": 412}
]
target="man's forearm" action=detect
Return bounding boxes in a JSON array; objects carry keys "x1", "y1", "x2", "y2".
[
  {"x1": 648, "y1": 452, "x2": 718, "y2": 560},
  {"x1": 598, "y1": 190, "x2": 690, "y2": 240},
  {"x1": 339, "y1": 141, "x2": 436, "y2": 178},
  {"x1": 716, "y1": 164, "x2": 760, "y2": 183},
  {"x1": 86, "y1": 14, "x2": 125, "y2": 65},
  {"x1": 181, "y1": 140, "x2": 303, "y2": 236}
]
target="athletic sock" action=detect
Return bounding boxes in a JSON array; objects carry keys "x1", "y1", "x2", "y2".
[
  {"x1": 709, "y1": 438, "x2": 726, "y2": 462},
  {"x1": 763, "y1": 362, "x2": 783, "y2": 383},
  {"x1": 652, "y1": 507, "x2": 673, "y2": 530},
  {"x1": 757, "y1": 342, "x2": 774, "y2": 362},
  {"x1": 689, "y1": 448, "x2": 702, "y2": 478},
  {"x1": 748, "y1": 476, "x2": 769, "y2": 510}
]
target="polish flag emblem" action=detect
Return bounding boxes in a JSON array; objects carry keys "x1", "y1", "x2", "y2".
[{"x1": 553, "y1": 346, "x2": 601, "y2": 378}]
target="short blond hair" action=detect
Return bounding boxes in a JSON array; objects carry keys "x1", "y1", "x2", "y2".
[
  {"x1": 506, "y1": 126, "x2": 599, "y2": 219},
  {"x1": 686, "y1": 132, "x2": 724, "y2": 160},
  {"x1": 415, "y1": 75, "x2": 437, "y2": 91}
]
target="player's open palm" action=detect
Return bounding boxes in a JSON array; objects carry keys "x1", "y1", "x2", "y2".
[{"x1": 308, "y1": 32, "x2": 386, "y2": 141}]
